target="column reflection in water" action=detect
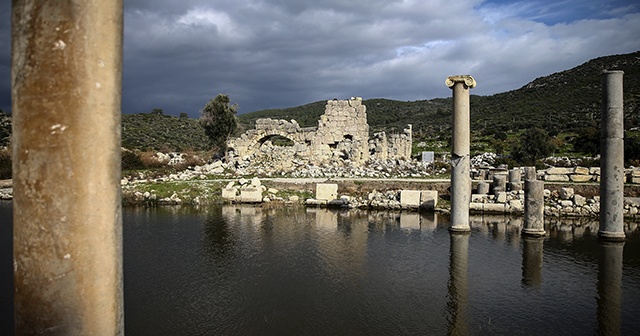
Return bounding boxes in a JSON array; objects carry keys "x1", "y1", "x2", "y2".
[
  {"x1": 522, "y1": 237, "x2": 544, "y2": 288},
  {"x1": 447, "y1": 233, "x2": 470, "y2": 336},
  {"x1": 597, "y1": 242, "x2": 624, "y2": 335}
]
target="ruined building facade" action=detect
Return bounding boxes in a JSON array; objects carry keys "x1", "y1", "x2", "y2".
[{"x1": 227, "y1": 97, "x2": 412, "y2": 167}]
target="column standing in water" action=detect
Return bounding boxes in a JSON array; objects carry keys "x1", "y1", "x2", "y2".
[
  {"x1": 445, "y1": 75, "x2": 476, "y2": 232},
  {"x1": 12, "y1": 1, "x2": 124, "y2": 334},
  {"x1": 599, "y1": 70, "x2": 625, "y2": 241},
  {"x1": 523, "y1": 167, "x2": 545, "y2": 236}
]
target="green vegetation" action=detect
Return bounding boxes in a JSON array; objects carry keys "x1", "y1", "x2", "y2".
[
  {"x1": 122, "y1": 111, "x2": 209, "y2": 151},
  {"x1": 199, "y1": 94, "x2": 239, "y2": 152},
  {"x1": 510, "y1": 128, "x2": 555, "y2": 166},
  {"x1": 1, "y1": 51, "x2": 639, "y2": 168}
]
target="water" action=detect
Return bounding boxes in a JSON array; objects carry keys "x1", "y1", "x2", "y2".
[{"x1": 2, "y1": 202, "x2": 640, "y2": 335}]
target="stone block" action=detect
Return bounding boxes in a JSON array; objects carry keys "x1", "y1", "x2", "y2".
[
  {"x1": 469, "y1": 202, "x2": 484, "y2": 211},
  {"x1": 632, "y1": 169, "x2": 640, "y2": 177},
  {"x1": 508, "y1": 182, "x2": 522, "y2": 191},
  {"x1": 544, "y1": 174, "x2": 570, "y2": 182},
  {"x1": 508, "y1": 200, "x2": 524, "y2": 212},
  {"x1": 484, "y1": 203, "x2": 506, "y2": 213},
  {"x1": 559, "y1": 188, "x2": 574, "y2": 200},
  {"x1": 574, "y1": 166, "x2": 590, "y2": 175},
  {"x1": 476, "y1": 181, "x2": 490, "y2": 194},
  {"x1": 240, "y1": 187, "x2": 263, "y2": 203},
  {"x1": 574, "y1": 195, "x2": 586, "y2": 206},
  {"x1": 547, "y1": 167, "x2": 573, "y2": 175},
  {"x1": 590, "y1": 167, "x2": 601, "y2": 175},
  {"x1": 570, "y1": 174, "x2": 592, "y2": 182},
  {"x1": 420, "y1": 190, "x2": 438, "y2": 210},
  {"x1": 400, "y1": 190, "x2": 422, "y2": 208},
  {"x1": 222, "y1": 188, "x2": 237, "y2": 200},
  {"x1": 631, "y1": 177, "x2": 640, "y2": 184},
  {"x1": 560, "y1": 200, "x2": 573, "y2": 207},
  {"x1": 316, "y1": 183, "x2": 338, "y2": 201},
  {"x1": 496, "y1": 192, "x2": 507, "y2": 203},
  {"x1": 471, "y1": 194, "x2": 488, "y2": 203}
]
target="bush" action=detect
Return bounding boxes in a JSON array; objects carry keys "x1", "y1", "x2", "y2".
[
  {"x1": 0, "y1": 148, "x2": 10, "y2": 179},
  {"x1": 121, "y1": 150, "x2": 145, "y2": 171}
]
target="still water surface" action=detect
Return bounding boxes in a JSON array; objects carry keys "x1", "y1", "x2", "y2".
[{"x1": 2, "y1": 202, "x2": 640, "y2": 335}]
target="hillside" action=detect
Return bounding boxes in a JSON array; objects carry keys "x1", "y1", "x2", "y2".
[
  {"x1": 121, "y1": 112, "x2": 210, "y2": 151},
  {"x1": 239, "y1": 51, "x2": 640, "y2": 140}
]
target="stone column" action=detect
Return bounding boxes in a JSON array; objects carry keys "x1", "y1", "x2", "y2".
[
  {"x1": 12, "y1": 1, "x2": 124, "y2": 334},
  {"x1": 447, "y1": 233, "x2": 470, "y2": 336},
  {"x1": 522, "y1": 237, "x2": 543, "y2": 288},
  {"x1": 523, "y1": 167, "x2": 545, "y2": 236},
  {"x1": 508, "y1": 168, "x2": 522, "y2": 191},
  {"x1": 599, "y1": 70, "x2": 625, "y2": 241},
  {"x1": 446, "y1": 75, "x2": 476, "y2": 232},
  {"x1": 492, "y1": 174, "x2": 507, "y2": 195},
  {"x1": 597, "y1": 242, "x2": 623, "y2": 335}
]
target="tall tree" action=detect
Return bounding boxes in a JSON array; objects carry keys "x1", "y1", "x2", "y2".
[
  {"x1": 199, "y1": 94, "x2": 238, "y2": 151},
  {"x1": 511, "y1": 127, "x2": 555, "y2": 165}
]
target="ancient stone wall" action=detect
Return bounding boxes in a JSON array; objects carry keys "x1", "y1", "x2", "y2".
[{"x1": 227, "y1": 97, "x2": 413, "y2": 167}]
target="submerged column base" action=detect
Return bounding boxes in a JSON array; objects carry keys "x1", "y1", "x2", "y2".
[
  {"x1": 598, "y1": 230, "x2": 626, "y2": 242},
  {"x1": 449, "y1": 226, "x2": 471, "y2": 234},
  {"x1": 522, "y1": 228, "x2": 546, "y2": 237}
]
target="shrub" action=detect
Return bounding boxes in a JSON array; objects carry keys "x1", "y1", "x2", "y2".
[
  {"x1": 121, "y1": 150, "x2": 145, "y2": 171},
  {"x1": 0, "y1": 148, "x2": 10, "y2": 179}
]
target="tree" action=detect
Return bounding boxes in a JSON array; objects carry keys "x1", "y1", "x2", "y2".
[
  {"x1": 199, "y1": 94, "x2": 238, "y2": 151},
  {"x1": 511, "y1": 127, "x2": 555, "y2": 165}
]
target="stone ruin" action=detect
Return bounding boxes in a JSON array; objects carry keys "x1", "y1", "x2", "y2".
[{"x1": 227, "y1": 97, "x2": 412, "y2": 168}]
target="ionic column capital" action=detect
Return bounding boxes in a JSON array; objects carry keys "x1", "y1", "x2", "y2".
[{"x1": 445, "y1": 75, "x2": 476, "y2": 89}]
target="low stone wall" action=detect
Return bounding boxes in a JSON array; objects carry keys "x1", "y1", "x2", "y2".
[{"x1": 540, "y1": 166, "x2": 640, "y2": 184}]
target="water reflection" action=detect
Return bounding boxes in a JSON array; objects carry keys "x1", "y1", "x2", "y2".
[
  {"x1": 447, "y1": 233, "x2": 469, "y2": 336},
  {"x1": 597, "y1": 242, "x2": 624, "y2": 336},
  {"x1": 522, "y1": 237, "x2": 544, "y2": 289},
  {"x1": 3, "y1": 202, "x2": 640, "y2": 335}
]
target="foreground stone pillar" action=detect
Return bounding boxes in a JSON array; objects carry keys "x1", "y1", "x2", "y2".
[
  {"x1": 599, "y1": 70, "x2": 625, "y2": 241},
  {"x1": 597, "y1": 242, "x2": 623, "y2": 335},
  {"x1": 12, "y1": 1, "x2": 124, "y2": 334},
  {"x1": 446, "y1": 75, "x2": 476, "y2": 232},
  {"x1": 447, "y1": 233, "x2": 469, "y2": 336},
  {"x1": 523, "y1": 167, "x2": 545, "y2": 236}
]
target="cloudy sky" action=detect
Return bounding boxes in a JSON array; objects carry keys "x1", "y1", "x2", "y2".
[{"x1": 0, "y1": 0, "x2": 639, "y2": 117}]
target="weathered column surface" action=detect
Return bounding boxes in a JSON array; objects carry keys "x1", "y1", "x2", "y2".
[
  {"x1": 599, "y1": 70, "x2": 625, "y2": 241},
  {"x1": 523, "y1": 167, "x2": 545, "y2": 236},
  {"x1": 446, "y1": 75, "x2": 476, "y2": 232},
  {"x1": 597, "y1": 242, "x2": 624, "y2": 335},
  {"x1": 12, "y1": 1, "x2": 124, "y2": 334}
]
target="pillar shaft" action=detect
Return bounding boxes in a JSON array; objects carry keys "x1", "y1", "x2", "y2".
[
  {"x1": 599, "y1": 70, "x2": 625, "y2": 241},
  {"x1": 12, "y1": 1, "x2": 124, "y2": 334},
  {"x1": 446, "y1": 75, "x2": 476, "y2": 232},
  {"x1": 523, "y1": 180, "x2": 545, "y2": 236}
]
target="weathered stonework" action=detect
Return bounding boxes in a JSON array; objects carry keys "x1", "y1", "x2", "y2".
[{"x1": 227, "y1": 97, "x2": 412, "y2": 168}]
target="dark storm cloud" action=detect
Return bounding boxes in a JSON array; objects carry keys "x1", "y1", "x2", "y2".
[{"x1": 1, "y1": 0, "x2": 639, "y2": 117}]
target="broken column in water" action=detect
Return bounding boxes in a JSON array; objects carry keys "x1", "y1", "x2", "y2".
[
  {"x1": 599, "y1": 70, "x2": 625, "y2": 241},
  {"x1": 523, "y1": 167, "x2": 545, "y2": 236},
  {"x1": 12, "y1": 1, "x2": 124, "y2": 334},
  {"x1": 446, "y1": 75, "x2": 476, "y2": 232}
]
